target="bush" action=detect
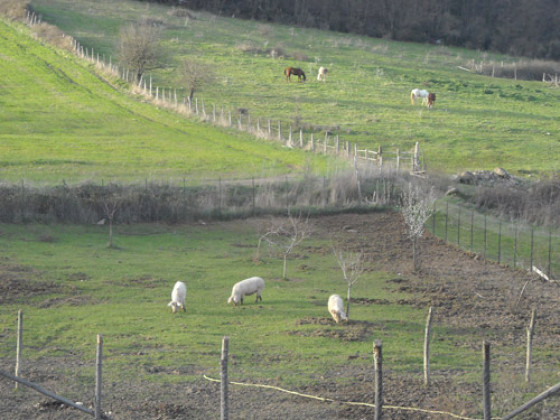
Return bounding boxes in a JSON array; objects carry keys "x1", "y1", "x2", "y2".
[{"x1": 0, "y1": 172, "x2": 406, "y2": 224}]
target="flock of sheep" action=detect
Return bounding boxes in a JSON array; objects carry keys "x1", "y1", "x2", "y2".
[{"x1": 167, "y1": 277, "x2": 347, "y2": 324}]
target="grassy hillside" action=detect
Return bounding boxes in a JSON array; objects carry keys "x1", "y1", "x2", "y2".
[
  {"x1": 0, "y1": 18, "x2": 331, "y2": 185},
  {"x1": 30, "y1": 0, "x2": 560, "y2": 177}
]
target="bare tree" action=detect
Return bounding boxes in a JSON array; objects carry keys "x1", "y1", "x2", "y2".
[
  {"x1": 118, "y1": 22, "x2": 162, "y2": 83},
  {"x1": 179, "y1": 58, "x2": 216, "y2": 103},
  {"x1": 257, "y1": 211, "x2": 311, "y2": 279},
  {"x1": 102, "y1": 194, "x2": 120, "y2": 248},
  {"x1": 401, "y1": 182, "x2": 436, "y2": 271},
  {"x1": 332, "y1": 246, "x2": 365, "y2": 319}
]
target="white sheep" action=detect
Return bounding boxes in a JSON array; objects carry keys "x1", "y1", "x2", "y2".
[
  {"x1": 328, "y1": 294, "x2": 347, "y2": 323},
  {"x1": 227, "y1": 276, "x2": 265, "y2": 306},
  {"x1": 168, "y1": 281, "x2": 187, "y2": 313}
]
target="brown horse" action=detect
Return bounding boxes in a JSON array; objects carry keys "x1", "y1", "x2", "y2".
[{"x1": 284, "y1": 67, "x2": 306, "y2": 82}]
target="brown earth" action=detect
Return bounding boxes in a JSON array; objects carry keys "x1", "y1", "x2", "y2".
[{"x1": 1, "y1": 212, "x2": 560, "y2": 419}]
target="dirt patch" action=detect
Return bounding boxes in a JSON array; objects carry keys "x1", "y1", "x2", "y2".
[
  {"x1": 0, "y1": 267, "x2": 57, "y2": 305},
  {"x1": 292, "y1": 318, "x2": 376, "y2": 341}
]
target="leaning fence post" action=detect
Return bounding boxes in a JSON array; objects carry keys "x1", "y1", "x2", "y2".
[
  {"x1": 373, "y1": 340, "x2": 383, "y2": 420},
  {"x1": 483, "y1": 341, "x2": 491, "y2": 420},
  {"x1": 95, "y1": 334, "x2": 103, "y2": 420},
  {"x1": 525, "y1": 309, "x2": 536, "y2": 383},
  {"x1": 221, "y1": 336, "x2": 229, "y2": 420},
  {"x1": 424, "y1": 307, "x2": 433, "y2": 387},
  {"x1": 15, "y1": 310, "x2": 23, "y2": 390}
]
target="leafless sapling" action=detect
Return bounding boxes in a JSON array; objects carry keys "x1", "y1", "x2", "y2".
[
  {"x1": 257, "y1": 211, "x2": 311, "y2": 279},
  {"x1": 401, "y1": 182, "x2": 436, "y2": 271},
  {"x1": 332, "y1": 246, "x2": 365, "y2": 320}
]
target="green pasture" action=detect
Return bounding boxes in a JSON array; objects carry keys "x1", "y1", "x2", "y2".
[
  {"x1": 0, "y1": 18, "x2": 332, "y2": 185},
  {"x1": 30, "y1": 0, "x2": 560, "y2": 177},
  {"x1": 0, "y1": 221, "x2": 457, "y2": 387}
]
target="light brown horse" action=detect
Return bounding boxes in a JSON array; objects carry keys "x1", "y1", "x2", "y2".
[{"x1": 284, "y1": 67, "x2": 306, "y2": 82}]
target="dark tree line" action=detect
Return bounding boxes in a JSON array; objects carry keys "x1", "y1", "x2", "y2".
[{"x1": 147, "y1": 0, "x2": 560, "y2": 60}]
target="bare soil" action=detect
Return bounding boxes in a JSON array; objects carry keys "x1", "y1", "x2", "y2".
[{"x1": 2, "y1": 212, "x2": 560, "y2": 419}]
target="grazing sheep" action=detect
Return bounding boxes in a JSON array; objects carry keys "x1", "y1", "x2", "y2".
[
  {"x1": 168, "y1": 281, "x2": 187, "y2": 313},
  {"x1": 328, "y1": 294, "x2": 347, "y2": 323},
  {"x1": 228, "y1": 276, "x2": 265, "y2": 306}
]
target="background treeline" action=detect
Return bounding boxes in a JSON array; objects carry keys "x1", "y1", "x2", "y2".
[{"x1": 153, "y1": 0, "x2": 560, "y2": 60}]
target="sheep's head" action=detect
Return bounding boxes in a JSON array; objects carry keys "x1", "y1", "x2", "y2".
[{"x1": 228, "y1": 296, "x2": 239, "y2": 305}]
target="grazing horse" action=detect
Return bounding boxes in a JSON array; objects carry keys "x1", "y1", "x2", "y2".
[
  {"x1": 284, "y1": 67, "x2": 306, "y2": 82},
  {"x1": 317, "y1": 66, "x2": 328, "y2": 82},
  {"x1": 410, "y1": 88, "x2": 436, "y2": 108}
]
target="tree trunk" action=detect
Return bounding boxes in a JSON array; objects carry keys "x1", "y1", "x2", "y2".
[
  {"x1": 346, "y1": 286, "x2": 352, "y2": 319},
  {"x1": 412, "y1": 238, "x2": 420, "y2": 271},
  {"x1": 282, "y1": 254, "x2": 288, "y2": 279}
]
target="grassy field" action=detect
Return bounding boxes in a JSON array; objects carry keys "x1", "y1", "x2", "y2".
[
  {"x1": 2, "y1": 2, "x2": 560, "y2": 417},
  {"x1": 0, "y1": 220, "x2": 434, "y2": 385},
  {"x1": 0, "y1": 17, "x2": 332, "y2": 185},
  {"x1": 29, "y1": 0, "x2": 560, "y2": 177}
]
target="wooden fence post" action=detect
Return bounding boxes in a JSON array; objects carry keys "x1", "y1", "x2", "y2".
[
  {"x1": 548, "y1": 230, "x2": 552, "y2": 279},
  {"x1": 483, "y1": 341, "x2": 491, "y2": 420},
  {"x1": 445, "y1": 202, "x2": 449, "y2": 242},
  {"x1": 530, "y1": 228, "x2": 534, "y2": 270},
  {"x1": 525, "y1": 309, "x2": 536, "y2": 383},
  {"x1": 373, "y1": 340, "x2": 383, "y2": 420},
  {"x1": 470, "y1": 210, "x2": 474, "y2": 252},
  {"x1": 457, "y1": 207, "x2": 461, "y2": 245},
  {"x1": 95, "y1": 334, "x2": 103, "y2": 420},
  {"x1": 15, "y1": 310, "x2": 23, "y2": 390},
  {"x1": 424, "y1": 307, "x2": 433, "y2": 387},
  {"x1": 336, "y1": 135, "x2": 339, "y2": 155},
  {"x1": 221, "y1": 336, "x2": 229, "y2": 420},
  {"x1": 498, "y1": 222, "x2": 502, "y2": 264}
]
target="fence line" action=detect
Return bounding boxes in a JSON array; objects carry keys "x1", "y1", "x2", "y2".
[
  {"x1": 2, "y1": 307, "x2": 557, "y2": 419},
  {"x1": 430, "y1": 201, "x2": 559, "y2": 280},
  {"x1": 23, "y1": 12, "x2": 420, "y2": 174}
]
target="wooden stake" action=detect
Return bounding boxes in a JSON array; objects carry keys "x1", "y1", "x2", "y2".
[{"x1": 424, "y1": 307, "x2": 433, "y2": 387}]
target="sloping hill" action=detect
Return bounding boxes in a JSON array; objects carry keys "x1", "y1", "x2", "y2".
[
  {"x1": 30, "y1": 0, "x2": 560, "y2": 176},
  {"x1": 0, "y1": 18, "x2": 328, "y2": 184}
]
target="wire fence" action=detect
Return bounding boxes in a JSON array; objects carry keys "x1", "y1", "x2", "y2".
[{"x1": 430, "y1": 201, "x2": 560, "y2": 280}]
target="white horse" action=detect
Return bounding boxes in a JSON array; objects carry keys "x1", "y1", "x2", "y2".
[
  {"x1": 410, "y1": 88, "x2": 436, "y2": 108},
  {"x1": 317, "y1": 66, "x2": 328, "y2": 82}
]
